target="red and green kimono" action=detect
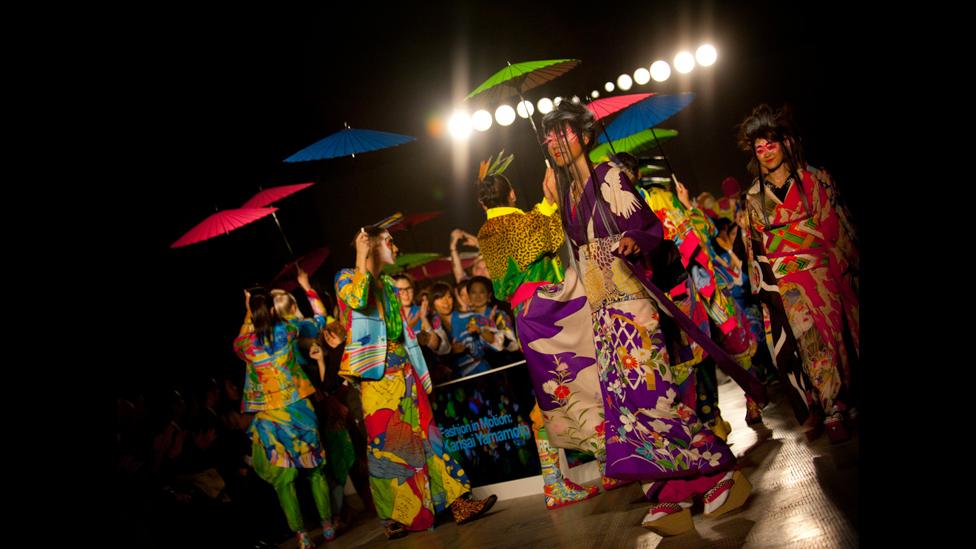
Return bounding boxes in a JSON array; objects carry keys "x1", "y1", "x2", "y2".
[{"x1": 744, "y1": 166, "x2": 859, "y2": 423}]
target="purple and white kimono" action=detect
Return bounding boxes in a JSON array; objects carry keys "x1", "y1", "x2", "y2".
[{"x1": 560, "y1": 161, "x2": 765, "y2": 499}]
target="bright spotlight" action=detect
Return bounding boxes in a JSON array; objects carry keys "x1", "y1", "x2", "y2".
[
  {"x1": 604, "y1": 81, "x2": 615, "y2": 93},
  {"x1": 537, "y1": 97, "x2": 554, "y2": 114},
  {"x1": 674, "y1": 51, "x2": 695, "y2": 73},
  {"x1": 516, "y1": 100, "x2": 535, "y2": 119},
  {"x1": 495, "y1": 104, "x2": 516, "y2": 126},
  {"x1": 696, "y1": 44, "x2": 717, "y2": 66},
  {"x1": 617, "y1": 74, "x2": 633, "y2": 91},
  {"x1": 634, "y1": 67, "x2": 650, "y2": 85},
  {"x1": 591, "y1": 90, "x2": 600, "y2": 99},
  {"x1": 471, "y1": 109, "x2": 493, "y2": 132},
  {"x1": 650, "y1": 60, "x2": 671, "y2": 82},
  {"x1": 448, "y1": 111, "x2": 472, "y2": 140}
]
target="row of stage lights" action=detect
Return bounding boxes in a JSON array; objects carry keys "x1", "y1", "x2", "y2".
[{"x1": 447, "y1": 44, "x2": 717, "y2": 139}]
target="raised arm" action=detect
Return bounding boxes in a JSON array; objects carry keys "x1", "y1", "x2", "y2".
[
  {"x1": 335, "y1": 231, "x2": 374, "y2": 311},
  {"x1": 450, "y1": 229, "x2": 468, "y2": 283}
]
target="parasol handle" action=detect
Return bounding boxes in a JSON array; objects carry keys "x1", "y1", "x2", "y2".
[
  {"x1": 270, "y1": 211, "x2": 296, "y2": 260},
  {"x1": 506, "y1": 62, "x2": 552, "y2": 170},
  {"x1": 600, "y1": 124, "x2": 618, "y2": 158},
  {"x1": 647, "y1": 128, "x2": 679, "y2": 183},
  {"x1": 516, "y1": 85, "x2": 549, "y2": 162}
]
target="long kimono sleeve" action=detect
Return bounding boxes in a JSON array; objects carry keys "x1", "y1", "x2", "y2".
[
  {"x1": 335, "y1": 269, "x2": 371, "y2": 311},
  {"x1": 601, "y1": 166, "x2": 663, "y2": 257},
  {"x1": 233, "y1": 333, "x2": 252, "y2": 361},
  {"x1": 811, "y1": 167, "x2": 859, "y2": 291},
  {"x1": 687, "y1": 207, "x2": 718, "y2": 240}
]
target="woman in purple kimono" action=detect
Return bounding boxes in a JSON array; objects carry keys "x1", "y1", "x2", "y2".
[{"x1": 540, "y1": 102, "x2": 757, "y2": 535}]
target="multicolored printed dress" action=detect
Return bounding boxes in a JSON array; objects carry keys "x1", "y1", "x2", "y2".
[
  {"x1": 335, "y1": 268, "x2": 470, "y2": 530},
  {"x1": 233, "y1": 288, "x2": 333, "y2": 539},
  {"x1": 233, "y1": 289, "x2": 328, "y2": 469},
  {"x1": 744, "y1": 167, "x2": 859, "y2": 422}
]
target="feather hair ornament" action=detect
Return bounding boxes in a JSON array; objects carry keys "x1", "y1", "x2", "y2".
[{"x1": 477, "y1": 149, "x2": 514, "y2": 182}]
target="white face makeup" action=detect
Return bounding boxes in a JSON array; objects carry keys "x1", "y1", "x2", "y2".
[{"x1": 374, "y1": 231, "x2": 398, "y2": 265}]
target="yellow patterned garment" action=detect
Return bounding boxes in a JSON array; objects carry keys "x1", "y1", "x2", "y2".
[
  {"x1": 477, "y1": 199, "x2": 564, "y2": 304},
  {"x1": 360, "y1": 343, "x2": 470, "y2": 530}
]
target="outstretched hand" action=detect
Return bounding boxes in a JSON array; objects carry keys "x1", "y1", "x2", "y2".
[
  {"x1": 450, "y1": 229, "x2": 465, "y2": 248},
  {"x1": 324, "y1": 328, "x2": 344, "y2": 349}
]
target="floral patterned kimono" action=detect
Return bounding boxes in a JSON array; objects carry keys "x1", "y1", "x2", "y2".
[
  {"x1": 335, "y1": 269, "x2": 470, "y2": 531},
  {"x1": 561, "y1": 161, "x2": 762, "y2": 501},
  {"x1": 477, "y1": 199, "x2": 604, "y2": 507},
  {"x1": 744, "y1": 166, "x2": 859, "y2": 423},
  {"x1": 477, "y1": 199, "x2": 605, "y2": 457}
]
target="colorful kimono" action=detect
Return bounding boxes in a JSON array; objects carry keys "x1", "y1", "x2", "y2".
[
  {"x1": 561, "y1": 162, "x2": 761, "y2": 501},
  {"x1": 695, "y1": 191, "x2": 740, "y2": 222},
  {"x1": 276, "y1": 313, "x2": 358, "y2": 508},
  {"x1": 234, "y1": 289, "x2": 328, "y2": 466},
  {"x1": 744, "y1": 167, "x2": 859, "y2": 422},
  {"x1": 335, "y1": 269, "x2": 470, "y2": 531},
  {"x1": 712, "y1": 242, "x2": 765, "y2": 355},
  {"x1": 233, "y1": 288, "x2": 331, "y2": 534},
  {"x1": 477, "y1": 200, "x2": 604, "y2": 456},
  {"x1": 640, "y1": 185, "x2": 758, "y2": 430}
]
